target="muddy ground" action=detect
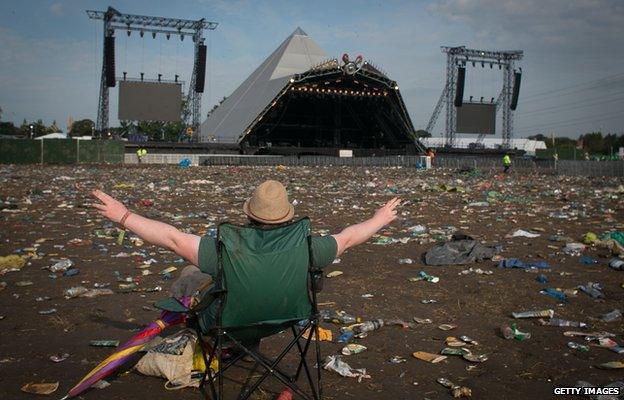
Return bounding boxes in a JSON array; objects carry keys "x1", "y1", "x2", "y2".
[{"x1": 1, "y1": 164, "x2": 623, "y2": 400}]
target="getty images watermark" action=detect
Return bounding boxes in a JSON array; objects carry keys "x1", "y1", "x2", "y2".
[{"x1": 554, "y1": 387, "x2": 620, "y2": 396}]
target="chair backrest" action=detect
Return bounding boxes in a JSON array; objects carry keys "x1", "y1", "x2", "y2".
[{"x1": 216, "y1": 218, "x2": 313, "y2": 331}]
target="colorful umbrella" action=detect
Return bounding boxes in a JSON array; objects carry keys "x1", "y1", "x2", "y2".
[{"x1": 61, "y1": 297, "x2": 191, "y2": 399}]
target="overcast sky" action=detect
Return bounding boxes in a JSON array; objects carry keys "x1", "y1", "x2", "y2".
[{"x1": 0, "y1": 0, "x2": 622, "y2": 138}]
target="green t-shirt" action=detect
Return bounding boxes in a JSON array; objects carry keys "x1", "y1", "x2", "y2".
[{"x1": 198, "y1": 234, "x2": 337, "y2": 277}]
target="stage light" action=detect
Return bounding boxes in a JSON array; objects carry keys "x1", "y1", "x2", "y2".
[
  {"x1": 394, "y1": 85, "x2": 399, "y2": 90},
  {"x1": 289, "y1": 78, "x2": 295, "y2": 83}
]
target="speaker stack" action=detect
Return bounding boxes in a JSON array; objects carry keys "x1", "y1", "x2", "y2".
[
  {"x1": 104, "y1": 36, "x2": 115, "y2": 87},
  {"x1": 454, "y1": 66, "x2": 465, "y2": 107},
  {"x1": 194, "y1": 44, "x2": 207, "y2": 93}
]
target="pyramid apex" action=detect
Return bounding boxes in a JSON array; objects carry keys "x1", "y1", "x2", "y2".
[{"x1": 292, "y1": 27, "x2": 307, "y2": 36}]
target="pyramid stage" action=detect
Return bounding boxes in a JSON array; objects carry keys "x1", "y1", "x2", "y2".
[{"x1": 199, "y1": 28, "x2": 423, "y2": 156}]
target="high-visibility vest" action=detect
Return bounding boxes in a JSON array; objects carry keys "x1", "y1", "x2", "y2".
[{"x1": 503, "y1": 155, "x2": 511, "y2": 166}]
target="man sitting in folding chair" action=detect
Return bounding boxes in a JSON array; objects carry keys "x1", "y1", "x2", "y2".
[{"x1": 91, "y1": 180, "x2": 400, "y2": 399}]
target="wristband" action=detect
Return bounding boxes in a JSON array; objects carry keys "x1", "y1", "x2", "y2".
[{"x1": 119, "y1": 210, "x2": 132, "y2": 229}]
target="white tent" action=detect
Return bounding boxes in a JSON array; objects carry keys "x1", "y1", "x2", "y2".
[
  {"x1": 199, "y1": 28, "x2": 327, "y2": 143},
  {"x1": 34, "y1": 132, "x2": 68, "y2": 140},
  {"x1": 420, "y1": 137, "x2": 547, "y2": 155}
]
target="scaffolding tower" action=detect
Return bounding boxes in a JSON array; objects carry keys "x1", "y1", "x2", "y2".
[
  {"x1": 426, "y1": 46, "x2": 523, "y2": 149},
  {"x1": 87, "y1": 7, "x2": 218, "y2": 139}
]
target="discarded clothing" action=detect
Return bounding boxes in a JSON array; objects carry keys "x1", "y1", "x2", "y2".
[
  {"x1": 425, "y1": 237, "x2": 501, "y2": 266},
  {"x1": 498, "y1": 258, "x2": 550, "y2": 269}
]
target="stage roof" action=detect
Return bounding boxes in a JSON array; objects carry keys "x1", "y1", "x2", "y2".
[{"x1": 200, "y1": 28, "x2": 327, "y2": 143}]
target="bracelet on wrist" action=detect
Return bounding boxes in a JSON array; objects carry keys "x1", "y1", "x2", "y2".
[{"x1": 119, "y1": 210, "x2": 132, "y2": 229}]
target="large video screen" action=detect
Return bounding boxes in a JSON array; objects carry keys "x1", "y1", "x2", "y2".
[
  {"x1": 118, "y1": 81, "x2": 182, "y2": 122},
  {"x1": 456, "y1": 103, "x2": 496, "y2": 134}
]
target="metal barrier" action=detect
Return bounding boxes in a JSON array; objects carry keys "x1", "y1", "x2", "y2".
[
  {"x1": 120, "y1": 151, "x2": 624, "y2": 177},
  {"x1": 124, "y1": 153, "x2": 201, "y2": 166}
]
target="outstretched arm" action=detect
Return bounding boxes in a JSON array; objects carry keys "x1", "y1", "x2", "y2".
[
  {"x1": 332, "y1": 197, "x2": 400, "y2": 257},
  {"x1": 90, "y1": 189, "x2": 200, "y2": 266}
]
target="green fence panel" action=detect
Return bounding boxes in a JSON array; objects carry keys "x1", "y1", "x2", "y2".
[
  {"x1": 42, "y1": 139, "x2": 77, "y2": 164},
  {"x1": 77, "y1": 140, "x2": 99, "y2": 163},
  {"x1": 100, "y1": 140, "x2": 124, "y2": 164},
  {"x1": 0, "y1": 139, "x2": 41, "y2": 164}
]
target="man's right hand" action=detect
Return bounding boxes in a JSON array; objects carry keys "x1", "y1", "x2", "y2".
[
  {"x1": 373, "y1": 197, "x2": 401, "y2": 226},
  {"x1": 333, "y1": 197, "x2": 401, "y2": 257},
  {"x1": 91, "y1": 189, "x2": 129, "y2": 223}
]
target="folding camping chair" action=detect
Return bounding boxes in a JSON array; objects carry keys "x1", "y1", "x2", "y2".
[{"x1": 190, "y1": 217, "x2": 323, "y2": 400}]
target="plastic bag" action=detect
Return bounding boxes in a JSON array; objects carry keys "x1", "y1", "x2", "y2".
[{"x1": 136, "y1": 329, "x2": 216, "y2": 389}]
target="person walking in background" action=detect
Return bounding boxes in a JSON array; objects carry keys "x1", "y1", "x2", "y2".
[
  {"x1": 502, "y1": 153, "x2": 511, "y2": 173},
  {"x1": 426, "y1": 148, "x2": 436, "y2": 167},
  {"x1": 136, "y1": 148, "x2": 147, "y2": 163}
]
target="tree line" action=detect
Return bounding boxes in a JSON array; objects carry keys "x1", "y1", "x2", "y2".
[
  {"x1": 528, "y1": 133, "x2": 624, "y2": 157},
  {"x1": 0, "y1": 115, "x2": 185, "y2": 143}
]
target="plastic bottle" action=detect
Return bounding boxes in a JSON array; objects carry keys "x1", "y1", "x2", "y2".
[
  {"x1": 501, "y1": 323, "x2": 531, "y2": 340},
  {"x1": 567, "y1": 342, "x2": 589, "y2": 352},
  {"x1": 536, "y1": 274, "x2": 548, "y2": 284},
  {"x1": 320, "y1": 310, "x2": 359, "y2": 325},
  {"x1": 512, "y1": 309, "x2": 554, "y2": 319},
  {"x1": 399, "y1": 258, "x2": 414, "y2": 264},
  {"x1": 609, "y1": 258, "x2": 624, "y2": 271},
  {"x1": 352, "y1": 319, "x2": 384, "y2": 335},
  {"x1": 337, "y1": 330, "x2": 354, "y2": 343},
  {"x1": 418, "y1": 271, "x2": 440, "y2": 283},
  {"x1": 601, "y1": 309, "x2": 622, "y2": 322},
  {"x1": 500, "y1": 325, "x2": 515, "y2": 339},
  {"x1": 540, "y1": 288, "x2": 567, "y2": 302},
  {"x1": 545, "y1": 318, "x2": 587, "y2": 328}
]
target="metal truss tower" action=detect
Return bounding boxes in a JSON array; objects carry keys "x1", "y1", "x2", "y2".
[
  {"x1": 426, "y1": 46, "x2": 523, "y2": 149},
  {"x1": 87, "y1": 7, "x2": 217, "y2": 139}
]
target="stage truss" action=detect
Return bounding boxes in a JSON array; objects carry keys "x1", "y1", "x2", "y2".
[
  {"x1": 87, "y1": 7, "x2": 217, "y2": 140},
  {"x1": 426, "y1": 46, "x2": 523, "y2": 149}
]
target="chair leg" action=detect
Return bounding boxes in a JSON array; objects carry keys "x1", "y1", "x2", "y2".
[
  {"x1": 291, "y1": 324, "x2": 318, "y2": 400},
  {"x1": 198, "y1": 334, "x2": 218, "y2": 400},
  {"x1": 218, "y1": 330, "x2": 224, "y2": 399},
  {"x1": 313, "y1": 320, "x2": 323, "y2": 400},
  {"x1": 225, "y1": 332, "x2": 313, "y2": 400}
]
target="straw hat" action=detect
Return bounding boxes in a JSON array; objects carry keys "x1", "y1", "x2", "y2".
[{"x1": 243, "y1": 180, "x2": 294, "y2": 224}]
